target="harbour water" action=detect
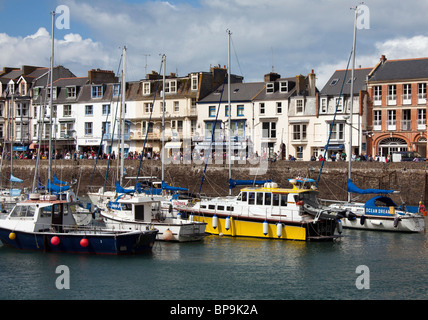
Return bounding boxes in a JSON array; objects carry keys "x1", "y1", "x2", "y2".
[{"x1": 0, "y1": 226, "x2": 426, "y2": 302}]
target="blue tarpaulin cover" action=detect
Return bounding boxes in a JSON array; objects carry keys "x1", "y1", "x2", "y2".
[
  {"x1": 162, "y1": 181, "x2": 188, "y2": 192},
  {"x1": 54, "y1": 174, "x2": 67, "y2": 185},
  {"x1": 10, "y1": 174, "x2": 23, "y2": 183},
  {"x1": 47, "y1": 180, "x2": 70, "y2": 193},
  {"x1": 115, "y1": 182, "x2": 134, "y2": 194},
  {"x1": 347, "y1": 179, "x2": 394, "y2": 194}
]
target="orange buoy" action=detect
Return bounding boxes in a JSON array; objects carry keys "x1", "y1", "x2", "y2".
[{"x1": 163, "y1": 229, "x2": 173, "y2": 241}]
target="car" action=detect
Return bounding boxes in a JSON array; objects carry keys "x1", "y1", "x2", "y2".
[{"x1": 392, "y1": 151, "x2": 426, "y2": 162}]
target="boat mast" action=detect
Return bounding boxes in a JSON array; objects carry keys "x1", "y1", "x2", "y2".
[
  {"x1": 48, "y1": 10, "x2": 55, "y2": 193},
  {"x1": 227, "y1": 29, "x2": 232, "y2": 196},
  {"x1": 119, "y1": 46, "x2": 127, "y2": 186},
  {"x1": 161, "y1": 54, "x2": 166, "y2": 184},
  {"x1": 348, "y1": 6, "x2": 358, "y2": 202}
]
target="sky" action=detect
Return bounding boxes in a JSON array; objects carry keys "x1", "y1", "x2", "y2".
[{"x1": 1, "y1": 0, "x2": 428, "y2": 88}]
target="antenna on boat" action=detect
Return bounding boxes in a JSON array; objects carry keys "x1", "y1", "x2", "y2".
[{"x1": 227, "y1": 29, "x2": 232, "y2": 196}]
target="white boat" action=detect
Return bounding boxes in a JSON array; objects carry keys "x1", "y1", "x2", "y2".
[
  {"x1": 99, "y1": 193, "x2": 206, "y2": 242},
  {"x1": 0, "y1": 193, "x2": 158, "y2": 255},
  {"x1": 327, "y1": 180, "x2": 426, "y2": 232},
  {"x1": 175, "y1": 178, "x2": 345, "y2": 241}
]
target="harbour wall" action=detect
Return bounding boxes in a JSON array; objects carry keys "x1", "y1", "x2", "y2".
[{"x1": 4, "y1": 159, "x2": 428, "y2": 206}]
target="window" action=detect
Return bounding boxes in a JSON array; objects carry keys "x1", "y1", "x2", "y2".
[
  {"x1": 165, "y1": 80, "x2": 177, "y2": 93},
  {"x1": 231, "y1": 120, "x2": 245, "y2": 139},
  {"x1": 418, "y1": 83, "x2": 426, "y2": 103},
  {"x1": 418, "y1": 109, "x2": 426, "y2": 130},
  {"x1": 265, "y1": 193, "x2": 272, "y2": 205},
  {"x1": 320, "y1": 98, "x2": 327, "y2": 113},
  {"x1": 172, "y1": 120, "x2": 183, "y2": 134},
  {"x1": 401, "y1": 109, "x2": 411, "y2": 131},
  {"x1": 174, "y1": 101, "x2": 179, "y2": 112},
  {"x1": 296, "y1": 99, "x2": 304, "y2": 114},
  {"x1": 205, "y1": 121, "x2": 221, "y2": 140},
  {"x1": 33, "y1": 87, "x2": 40, "y2": 100},
  {"x1": 143, "y1": 82, "x2": 151, "y2": 95},
  {"x1": 102, "y1": 122, "x2": 111, "y2": 135},
  {"x1": 237, "y1": 105, "x2": 244, "y2": 116},
  {"x1": 374, "y1": 86, "x2": 382, "y2": 105},
  {"x1": 47, "y1": 87, "x2": 57, "y2": 100},
  {"x1": 266, "y1": 83, "x2": 274, "y2": 93},
  {"x1": 209, "y1": 106, "x2": 216, "y2": 117},
  {"x1": 191, "y1": 75, "x2": 198, "y2": 91},
  {"x1": 293, "y1": 124, "x2": 307, "y2": 141},
  {"x1": 388, "y1": 85, "x2": 396, "y2": 105},
  {"x1": 276, "y1": 102, "x2": 282, "y2": 114},
  {"x1": 112, "y1": 84, "x2": 120, "y2": 97},
  {"x1": 66, "y1": 86, "x2": 76, "y2": 99},
  {"x1": 259, "y1": 103, "x2": 265, "y2": 115},
  {"x1": 334, "y1": 97, "x2": 343, "y2": 112},
  {"x1": 142, "y1": 121, "x2": 153, "y2": 134},
  {"x1": 160, "y1": 102, "x2": 165, "y2": 113},
  {"x1": 102, "y1": 104, "x2": 111, "y2": 115},
  {"x1": 296, "y1": 146, "x2": 304, "y2": 159},
  {"x1": 0, "y1": 104, "x2": 3, "y2": 117},
  {"x1": 387, "y1": 110, "x2": 396, "y2": 130},
  {"x1": 330, "y1": 79, "x2": 339, "y2": 86},
  {"x1": 60, "y1": 122, "x2": 74, "y2": 138},
  {"x1": 262, "y1": 122, "x2": 276, "y2": 138},
  {"x1": 402, "y1": 84, "x2": 411, "y2": 104},
  {"x1": 329, "y1": 123, "x2": 345, "y2": 141},
  {"x1": 85, "y1": 105, "x2": 93, "y2": 116},
  {"x1": 225, "y1": 105, "x2": 229, "y2": 117},
  {"x1": 144, "y1": 103, "x2": 152, "y2": 113},
  {"x1": 63, "y1": 105, "x2": 71, "y2": 117},
  {"x1": 373, "y1": 110, "x2": 381, "y2": 130},
  {"x1": 191, "y1": 119, "x2": 196, "y2": 134},
  {"x1": 91, "y1": 85, "x2": 103, "y2": 98},
  {"x1": 280, "y1": 81, "x2": 288, "y2": 93},
  {"x1": 84, "y1": 122, "x2": 93, "y2": 136}
]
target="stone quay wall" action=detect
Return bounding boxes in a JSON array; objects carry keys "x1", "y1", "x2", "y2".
[{"x1": 3, "y1": 159, "x2": 428, "y2": 206}]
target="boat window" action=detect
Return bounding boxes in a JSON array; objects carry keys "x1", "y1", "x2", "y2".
[
  {"x1": 217, "y1": 205, "x2": 225, "y2": 211},
  {"x1": 265, "y1": 193, "x2": 272, "y2": 206},
  {"x1": 272, "y1": 194, "x2": 280, "y2": 206},
  {"x1": 241, "y1": 192, "x2": 247, "y2": 202},
  {"x1": 280, "y1": 194, "x2": 288, "y2": 206},
  {"x1": 200, "y1": 205, "x2": 206, "y2": 209},
  {"x1": 256, "y1": 193, "x2": 263, "y2": 205},
  {"x1": 226, "y1": 206, "x2": 234, "y2": 211},
  {"x1": 41, "y1": 206, "x2": 52, "y2": 217},
  {"x1": 237, "y1": 193, "x2": 242, "y2": 201},
  {"x1": 248, "y1": 192, "x2": 255, "y2": 205},
  {"x1": 10, "y1": 205, "x2": 35, "y2": 218},
  {"x1": 208, "y1": 205, "x2": 215, "y2": 210}
]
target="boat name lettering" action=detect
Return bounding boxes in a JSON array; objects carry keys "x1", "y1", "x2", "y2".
[
  {"x1": 108, "y1": 202, "x2": 124, "y2": 210},
  {"x1": 365, "y1": 207, "x2": 390, "y2": 215}
]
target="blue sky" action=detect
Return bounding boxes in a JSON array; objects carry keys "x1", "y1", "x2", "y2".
[{"x1": 1, "y1": 0, "x2": 428, "y2": 88}]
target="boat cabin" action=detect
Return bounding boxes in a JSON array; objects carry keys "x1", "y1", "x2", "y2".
[{"x1": 107, "y1": 196, "x2": 162, "y2": 222}]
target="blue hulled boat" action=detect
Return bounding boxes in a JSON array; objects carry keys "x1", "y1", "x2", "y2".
[{"x1": 0, "y1": 193, "x2": 157, "y2": 255}]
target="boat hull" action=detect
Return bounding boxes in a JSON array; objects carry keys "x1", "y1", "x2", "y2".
[
  {"x1": 189, "y1": 213, "x2": 338, "y2": 241},
  {"x1": 0, "y1": 228, "x2": 157, "y2": 255},
  {"x1": 101, "y1": 213, "x2": 206, "y2": 242},
  {"x1": 340, "y1": 214, "x2": 425, "y2": 232}
]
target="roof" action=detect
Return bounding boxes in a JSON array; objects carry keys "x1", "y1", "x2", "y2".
[
  {"x1": 253, "y1": 77, "x2": 297, "y2": 101},
  {"x1": 320, "y1": 68, "x2": 372, "y2": 96},
  {"x1": 368, "y1": 57, "x2": 428, "y2": 82},
  {"x1": 199, "y1": 82, "x2": 265, "y2": 104}
]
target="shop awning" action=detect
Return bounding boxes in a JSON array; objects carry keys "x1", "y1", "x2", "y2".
[
  {"x1": 327, "y1": 144, "x2": 345, "y2": 151},
  {"x1": 164, "y1": 141, "x2": 182, "y2": 149}
]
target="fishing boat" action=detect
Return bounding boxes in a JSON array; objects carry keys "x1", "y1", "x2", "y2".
[
  {"x1": 99, "y1": 193, "x2": 206, "y2": 242},
  {"x1": 0, "y1": 193, "x2": 158, "y2": 254},
  {"x1": 175, "y1": 178, "x2": 345, "y2": 241},
  {"x1": 327, "y1": 180, "x2": 426, "y2": 232}
]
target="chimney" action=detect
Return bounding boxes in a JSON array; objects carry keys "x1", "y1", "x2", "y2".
[
  {"x1": 88, "y1": 69, "x2": 118, "y2": 84},
  {"x1": 264, "y1": 72, "x2": 280, "y2": 82},
  {"x1": 295, "y1": 74, "x2": 305, "y2": 95},
  {"x1": 380, "y1": 55, "x2": 387, "y2": 64},
  {"x1": 307, "y1": 70, "x2": 316, "y2": 96}
]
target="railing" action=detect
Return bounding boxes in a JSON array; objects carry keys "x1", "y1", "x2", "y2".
[{"x1": 401, "y1": 120, "x2": 411, "y2": 131}]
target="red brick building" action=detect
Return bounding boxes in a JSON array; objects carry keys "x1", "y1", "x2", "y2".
[{"x1": 367, "y1": 56, "x2": 428, "y2": 159}]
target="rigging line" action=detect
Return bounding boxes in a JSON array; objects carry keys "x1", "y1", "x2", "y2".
[
  {"x1": 103, "y1": 53, "x2": 124, "y2": 190},
  {"x1": 198, "y1": 73, "x2": 228, "y2": 195},
  {"x1": 230, "y1": 36, "x2": 244, "y2": 80},
  {"x1": 135, "y1": 57, "x2": 164, "y2": 183},
  {"x1": 88, "y1": 52, "x2": 123, "y2": 189},
  {"x1": 316, "y1": 49, "x2": 353, "y2": 187}
]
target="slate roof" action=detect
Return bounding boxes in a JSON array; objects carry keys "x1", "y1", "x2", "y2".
[
  {"x1": 368, "y1": 57, "x2": 428, "y2": 82},
  {"x1": 320, "y1": 68, "x2": 371, "y2": 96},
  {"x1": 199, "y1": 82, "x2": 265, "y2": 104},
  {"x1": 253, "y1": 77, "x2": 296, "y2": 101}
]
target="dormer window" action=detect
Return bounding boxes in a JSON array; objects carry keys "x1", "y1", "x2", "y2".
[
  {"x1": 165, "y1": 80, "x2": 177, "y2": 94},
  {"x1": 112, "y1": 84, "x2": 120, "y2": 97},
  {"x1": 47, "y1": 87, "x2": 57, "y2": 100},
  {"x1": 66, "y1": 86, "x2": 76, "y2": 99},
  {"x1": 266, "y1": 83, "x2": 274, "y2": 94},
  {"x1": 330, "y1": 78, "x2": 339, "y2": 86},
  {"x1": 191, "y1": 74, "x2": 198, "y2": 91},
  {"x1": 33, "y1": 87, "x2": 41, "y2": 100},
  {"x1": 280, "y1": 81, "x2": 288, "y2": 93},
  {"x1": 91, "y1": 85, "x2": 103, "y2": 98},
  {"x1": 8, "y1": 81, "x2": 15, "y2": 95},
  {"x1": 143, "y1": 82, "x2": 151, "y2": 95}
]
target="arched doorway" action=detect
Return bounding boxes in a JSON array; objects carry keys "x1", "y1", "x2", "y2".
[
  {"x1": 415, "y1": 137, "x2": 427, "y2": 158},
  {"x1": 378, "y1": 137, "x2": 407, "y2": 157}
]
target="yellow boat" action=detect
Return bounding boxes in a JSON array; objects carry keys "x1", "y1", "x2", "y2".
[{"x1": 175, "y1": 178, "x2": 345, "y2": 241}]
